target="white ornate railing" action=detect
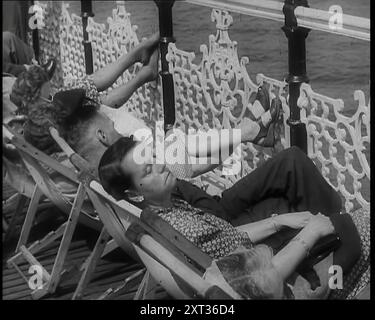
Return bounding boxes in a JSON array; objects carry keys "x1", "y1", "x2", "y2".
[
  {"x1": 186, "y1": 0, "x2": 370, "y2": 41},
  {"x1": 34, "y1": 1, "x2": 369, "y2": 213}
]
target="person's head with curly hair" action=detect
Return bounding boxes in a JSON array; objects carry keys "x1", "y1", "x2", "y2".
[
  {"x1": 216, "y1": 244, "x2": 285, "y2": 299},
  {"x1": 10, "y1": 65, "x2": 50, "y2": 115}
]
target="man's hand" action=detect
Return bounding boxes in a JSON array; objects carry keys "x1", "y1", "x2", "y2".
[{"x1": 275, "y1": 211, "x2": 314, "y2": 229}]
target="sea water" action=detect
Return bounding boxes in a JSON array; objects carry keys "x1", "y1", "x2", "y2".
[{"x1": 67, "y1": 0, "x2": 370, "y2": 114}]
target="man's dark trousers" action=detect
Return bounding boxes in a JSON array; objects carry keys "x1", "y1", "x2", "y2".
[{"x1": 174, "y1": 146, "x2": 342, "y2": 226}]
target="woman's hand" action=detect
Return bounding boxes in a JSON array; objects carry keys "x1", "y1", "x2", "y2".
[
  {"x1": 304, "y1": 213, "x2": 335, "y2": 238},
  {"x1": 274, "y1": 211, "x2": 314, "y2": 229}
]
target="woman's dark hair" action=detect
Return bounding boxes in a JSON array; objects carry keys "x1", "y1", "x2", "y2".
[{"x1": 98, "y1": 136, "x2": 138, "y2": 201}]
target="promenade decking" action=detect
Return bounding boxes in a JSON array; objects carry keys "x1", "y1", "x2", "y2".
[{"x1": 2, "y1": 183, "x2": 170, "y2": 300}]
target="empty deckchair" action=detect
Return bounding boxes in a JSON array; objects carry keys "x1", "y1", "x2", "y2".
[{"x1": 3, "y1": 124, "x2": 105, "y2": 299}]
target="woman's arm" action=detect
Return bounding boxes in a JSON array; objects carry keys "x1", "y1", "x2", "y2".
[
  {"x1": 186, "y1": 128, "x2": 240, "y2": 159},
  {"x1": 236, "y1": 216, "x2": 280, "y2": 243},
  {"x1": 271, "y1": 227, "x2": 319, "y2": 281},
  {"x1": 163, "y1": 118, "x2": 258, "y2": 178},
  {"x1": 235, "y1": 211, "x2": 313, "y2": 243},
  {"x1": 272, "y1": 214, "x2": 335, "y2": 281},
  {"x1": 100, "y1": 57, "x2": 158, "y2": 108},
  {"x1": 185, "y1": 118, "x2": 257, "y2": 159}
]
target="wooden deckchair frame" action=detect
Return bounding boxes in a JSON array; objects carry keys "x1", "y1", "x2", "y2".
[
  {"x1": 3, "y1": 125, "x2": 103, "y2": 299},
  {"x1": 3, "y1": 144, "x2": 56, "y2": 243},
  {"x1": 3, "y1": 125, "x2": 152, "y2": 300},
  {"x1": 85, "y1": 181, "x2": 234, "y2": 299}
]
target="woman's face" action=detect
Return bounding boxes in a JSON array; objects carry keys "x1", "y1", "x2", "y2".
[{"x1": 120, "y1": 142, "x2": 177, "y2": 203}]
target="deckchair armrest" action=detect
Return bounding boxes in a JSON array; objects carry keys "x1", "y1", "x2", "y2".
[{"x1": 4, "y1": 124, "x2": 79, "y2": 182}]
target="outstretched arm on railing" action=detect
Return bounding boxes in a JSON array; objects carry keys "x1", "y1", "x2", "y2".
[
  {"x1": 92, "y1": 34, "x2": 159, "y2": 108},
  {"x1": 236, "y1": 211, "x2": 313, "y2": 243},
  {"x1": 100, "y1": 49, "x2": 159, "y2": 108}
]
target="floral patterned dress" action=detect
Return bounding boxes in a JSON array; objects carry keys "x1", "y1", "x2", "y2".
[
  {"x1": 61, "y1": 75, "x2": 102, "y2": 104},
  {"x1": 152, "y1": 198, "x2": 253, "y2": 259}
]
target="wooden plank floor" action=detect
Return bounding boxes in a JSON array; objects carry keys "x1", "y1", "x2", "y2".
[{"x1": 2, "y1": 183, "x2": 170, "y2": 300}]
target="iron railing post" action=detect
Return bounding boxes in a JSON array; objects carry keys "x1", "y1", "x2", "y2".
[
  {"x1": 81, "y1": 1, "x2": 94, "y2": 75},
  {"x1": 154, "y1": 0, "x2": 176, "y2": 133},
  {"x1": 30, "y1": 0, "x2": 40, "y2": 62},
  {"x1": 282, "y1": 0, "x2": 310, "y2": 154}
]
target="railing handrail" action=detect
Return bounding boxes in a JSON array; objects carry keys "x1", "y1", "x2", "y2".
[{"x1": 185, "y1": 0, "x2": 370, "y2": 41}]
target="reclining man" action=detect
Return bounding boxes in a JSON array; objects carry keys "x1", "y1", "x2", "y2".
[
  {"x1": 3, "y1": 30, "x2": 342, "y2": 229},
  {"x1": 4, "y1": 32, "x2": 367, "y2": 299},
  {"x1": 7, "y1": 55, "x2": 342, "y2": 227},
  {"x1": 6, "y1": 27, "x2": 280, "y2": 182},
  {"x1": 6, "y1": 26, "x2": 342, "y2": 223},
  {"x1": 3, "y1": 33, "x2": 161, "y2": 196},
  {"x1": 98, "y1": 137, "x2": 369, "y2": 299}
]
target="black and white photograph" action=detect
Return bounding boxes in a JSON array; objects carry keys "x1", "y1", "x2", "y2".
[{"x1": 2, "y1": 0, "x2": 370, "y2": 304}]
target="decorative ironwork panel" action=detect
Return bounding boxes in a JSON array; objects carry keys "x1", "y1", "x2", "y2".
[
  {"x1": 298, "y1": 83, "x2": 370, "y2": 212},
  {"x1": 166, "y1": 8, "x2": 370, "y2": 211},
  {"x1": 166, "y1": 9, "x2": 289, "y2": 189},
  {"x1": 59, "y1": 2, "x2": 87, "y2": 84},
  {"x1": 34, "y1": 1, "x2": 65, "y2": 94}
]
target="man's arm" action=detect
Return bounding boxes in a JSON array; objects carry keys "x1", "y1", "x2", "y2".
[
  {"x1": 163, "y1": 118, "x2": 256, "y2": 178},
  {"x1": 190, "y1": 155, "x2": 221, "y2": 178},
  {"x1": 186, "y1": 119, "x2": 255, "y2": 158},
  {"x1": 100, "y1": 63, "x2": 157, "y2": 108},
  {"x1": 186, "y1": 118, "x2": 257, "y2": 177}
]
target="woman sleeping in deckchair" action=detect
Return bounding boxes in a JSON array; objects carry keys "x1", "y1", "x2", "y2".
[{"x1": 97, "y1": 136, "x2": 370, "y2": 299}]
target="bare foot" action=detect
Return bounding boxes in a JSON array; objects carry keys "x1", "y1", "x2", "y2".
[{"x1": 135, "y1": 32, "x2": 160, "y2": 65}]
